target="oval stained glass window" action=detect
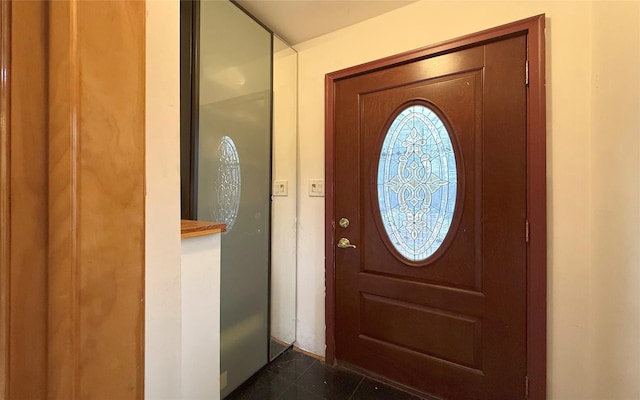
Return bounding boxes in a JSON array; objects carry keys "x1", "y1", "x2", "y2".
[
  {"x1": 214, "y1": 136, "x2": 241, "y2": 232},
  {"x1": 377, "y1": 104, "x2": 458, "y2": 262}
]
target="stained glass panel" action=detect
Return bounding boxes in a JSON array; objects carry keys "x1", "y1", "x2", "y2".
[
  {"x1": 377, "y1": 104, "x2": 457, "y2": 262},
  {"x1": 214, "y1": 136, "x2": 241, "y2": 231}
]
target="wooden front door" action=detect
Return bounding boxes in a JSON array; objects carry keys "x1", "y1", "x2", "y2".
[{"x1": 326, "y1": 20, "x2": 546, "y2": 399}]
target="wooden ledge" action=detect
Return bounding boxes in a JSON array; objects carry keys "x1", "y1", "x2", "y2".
[{"x1": 181, "y1": 219, "x2": 226, "y2": 238}]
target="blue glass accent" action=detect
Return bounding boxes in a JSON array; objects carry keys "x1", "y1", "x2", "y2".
[{"x1": 377, "y1": 105, "x2": 457, "y2": 262}]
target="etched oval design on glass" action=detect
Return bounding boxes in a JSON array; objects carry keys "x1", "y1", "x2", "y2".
[
  {"x1": 214, "y1": 136, "x2": 241, "y2": 232},
  {"x1": 377, "y1": 104, "x2": 458, "y2": 262}
]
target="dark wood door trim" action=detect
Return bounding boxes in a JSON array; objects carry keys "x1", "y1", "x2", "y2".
[{"x1": 325, "y1": 14, "x2": 546, "y2": 399}]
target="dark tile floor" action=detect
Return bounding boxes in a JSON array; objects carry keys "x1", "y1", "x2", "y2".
[{"x1": 225, "y1": 349, "x2": 426, "y2": 400}]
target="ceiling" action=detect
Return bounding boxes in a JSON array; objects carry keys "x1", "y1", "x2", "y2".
[{"x1": 234, "y1": 0, "x2": 418, "y2": 46}]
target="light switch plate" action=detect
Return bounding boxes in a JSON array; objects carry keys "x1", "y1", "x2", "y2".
[
  {"x1": 273, "y1": 180, "x2": 288, "y2": 196},
  {"x1": 309, "y1": 179, "x2": 324, "y2": 197}
]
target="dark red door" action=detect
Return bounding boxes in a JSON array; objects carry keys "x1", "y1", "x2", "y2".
[{"x1": 332, "y1": 35, "x2": 527, "y2": 399}]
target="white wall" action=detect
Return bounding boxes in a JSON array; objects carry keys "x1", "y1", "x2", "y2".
[
  {"x1": 590, "y1": 3, "x2": 640, "y2": 399},
  {"x1": 181, "y1": 235, "x2": 221, "y2": 400},
  {"x1": 294, "y1": 1, "x2": 640, "y2": 399},
  {"x1": 271, "y1": 42, "x2": 298, "y2": 345},
  {"x1": 145, "y1": 1, "x2": 182, "y2": 398}
]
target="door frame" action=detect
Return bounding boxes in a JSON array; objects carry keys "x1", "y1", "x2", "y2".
[
  {"x1": 325, "y1": 15, "x2": 546, "y2": 399},
  {"x1": 1, "y1": 1, "x2": 49, "y2": 397}
]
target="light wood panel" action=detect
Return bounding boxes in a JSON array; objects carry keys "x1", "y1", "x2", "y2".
[
  {"x1": 48, "y1": 1, "x2": 81, "y2": 396},
  {"x1": 181, "y1": 220, "x2": 226, "y2": 238},
  {"x1": 1, "y1": 1, "x2": 49, "y2": 399},
  {"x1": 0, "y1": 1, "x2": 10, "y2": 398},
  {"x1": 9, "y1": 1, "x2": 49, "y2": 398},
  {"x1": 0, "y1": 1, "x2": 146, "y2": 398},
  {"x1": 48, "y1": 1, "x2": 145, "y2": 399}
]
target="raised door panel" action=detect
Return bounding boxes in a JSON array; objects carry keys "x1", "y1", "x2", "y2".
[{"x1": 48, "y1": 1, "x2": 145, "y2": 399}]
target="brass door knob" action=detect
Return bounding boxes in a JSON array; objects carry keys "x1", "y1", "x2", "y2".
[{"x1": 337, "y1": 237, "x2": 356, "y2": 249}]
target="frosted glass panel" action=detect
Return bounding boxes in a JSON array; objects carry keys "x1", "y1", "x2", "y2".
[
  {"x1": 377, "y1": 105, "x2": 457, "y2": 262},
  {"x1": 197, "y1": 1, "x2": 271, "y2": 397}
]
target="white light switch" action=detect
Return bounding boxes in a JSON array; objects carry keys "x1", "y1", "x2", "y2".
[
  {"x1": 309, "y1": 179, "x2": 324, "y2": 197},
  {"x1": 273, "y1": 180, "x2": 288, "y2": 196}
]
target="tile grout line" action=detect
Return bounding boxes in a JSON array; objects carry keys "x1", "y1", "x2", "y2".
[
  {"x1": 346, "y1": 376, "x2": 365, "y2": 400},
  {"x1": 294, "y1": 359, "x2": 318, "y2": 382},
  {"x1": 273, "y1": 354, "x2": 320, "y2": 399}
]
